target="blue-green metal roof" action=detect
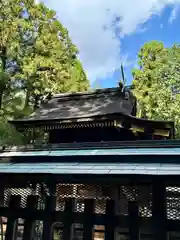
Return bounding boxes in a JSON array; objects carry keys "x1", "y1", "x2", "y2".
[
  {"x1": 1, "y1": 147, "x2": 180, "y2": 157},
  {"x1": 1, "y1": 143, "x2": 180, "y2": 175},
  {"x1": 0, "y1": 162, "x2": 179, "y2": 175}
]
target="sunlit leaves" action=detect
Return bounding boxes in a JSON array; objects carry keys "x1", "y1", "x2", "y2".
[
  {"x1": 0, "y1": 0, "x2": 89, "y2": 145},
  {"x1": 133, "y1": 41, "x2": 180, "y2": 138}
]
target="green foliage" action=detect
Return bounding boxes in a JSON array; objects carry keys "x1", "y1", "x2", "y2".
[
  {"x1": 132, "y1": 41, "x2": 180, "y2": 137},
  {"x1": 0, "y1": 0, "x2": 89, "y2": 145},
  {"x1": 0, "y1": 117, "x2": 23, "y2": 145}
]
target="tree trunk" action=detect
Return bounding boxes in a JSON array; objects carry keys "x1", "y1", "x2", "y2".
[
  {"x1": 34, "y1": 95, "x2": 40, "y2": 110},
  {"x1": 0, "y1": 84, "x2": 6, "y2": 111},
  {"x1": 1, "y1": 46, "x2": 6, "y2": 72},
  {"x1": 0, "y1": 92, "x2": 3, "y2": 111},
  {"x1": 23, "y1": 90, "x2": 30, "y2": 110},
  {"x1": 0, "y1": 46, "x2": 7, "y2": 111}
]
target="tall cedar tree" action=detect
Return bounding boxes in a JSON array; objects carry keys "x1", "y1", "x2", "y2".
[
  {"x1": 132, "y1": 41, "x2": 180, "y2": 137},
  {"x1": 0, "y1": 0, "x2": 89, "y2": 144}
]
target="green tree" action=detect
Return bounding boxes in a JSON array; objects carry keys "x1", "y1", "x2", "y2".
[
  {"x1": 16, "y1": 1, "x2": 89, "y2": 110},
  {"x1": 0, "y1": 0, "x2": 23, "y2": 111},
  {"x1": 132, "y1": 41, "x2": 180, "y2": 137},
  {"x1": 0, "y1": 116, "x2": 23, "y2": 145},
  {"x1": 0, "y1": 0, "x2": 89, "y2": 145}
]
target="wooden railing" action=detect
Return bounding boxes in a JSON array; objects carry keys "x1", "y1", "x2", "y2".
[
  {"x1": 0, "y1": 194, "x2": 180, "y2": 240},
  {"x1": 1, "y1": 194, "x2": 140, "y2": 240}
]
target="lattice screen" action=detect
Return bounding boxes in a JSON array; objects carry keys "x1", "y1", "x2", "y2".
[
  {"x1": 166, "y1": 186, "x2": 180, "y2": 220},
  {"x1": 3, "y1": 183, "x2": 180, "y2": 218},
  {"x1": 2, "y1": 183, "x2": 180, "y2": 240},
  {"x1": 3, "y1": 183, "x2": 153, "y2": 217}
]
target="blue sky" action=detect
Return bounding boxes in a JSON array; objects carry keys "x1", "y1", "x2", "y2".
[
  {"x1": 40, "y1": 0, "x2": 180, "y2": 88},
  {"x1": 95, "y1": 4, "x2": 180, "y2": 88}
]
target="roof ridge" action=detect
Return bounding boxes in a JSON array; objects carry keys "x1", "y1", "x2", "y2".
[{"x1": 52, "y1": 87, "x2": 121, "y2": 99}]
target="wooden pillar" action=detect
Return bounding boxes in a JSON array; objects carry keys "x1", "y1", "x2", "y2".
[
  {"x1": 83, "y1": 199, "x2": 94, "y2": 240},
  {"x1": 23, "y1": 196, "x2": 38, "y2": 240},
  {"x1": 62, "y1": 198, "x2": 73, "y2": 240},
  {"x1": 105, "y1": 200, "x2": 115, "y2": 240},
  {"x1": 42, "y1": 196, "x2": 56, "y2": 240},
  {"x1": 152, "y1": 179, "x2": 167, "y2": 240},
  {"x1": 128, "y1": 201, "x2": 139, "y2": 240},
  {"x1": 5, "y1": 195, "x2": 21, "y2": 240}
]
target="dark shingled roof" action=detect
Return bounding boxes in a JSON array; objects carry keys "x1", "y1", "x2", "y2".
[{"x1": 12, "y1": 87, "x2": 136, "y2": 123}]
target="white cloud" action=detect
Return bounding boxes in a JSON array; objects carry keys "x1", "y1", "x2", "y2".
[
  {"x1": 43, "y1": 0, "x2": 180, "y2": 82},
  {"x1": 169, "y1": 4, "x2": 180, "y2": 23}
]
